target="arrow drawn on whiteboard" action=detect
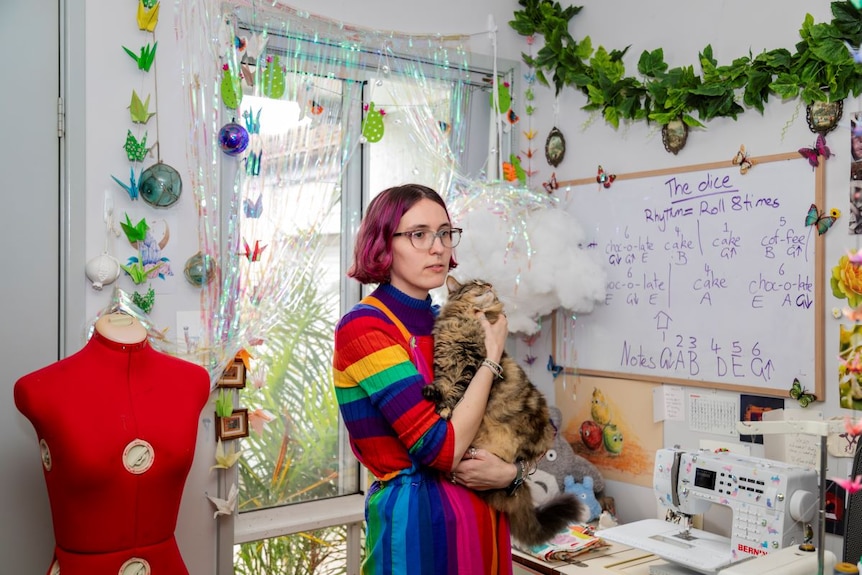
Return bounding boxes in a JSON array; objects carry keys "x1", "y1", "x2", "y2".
[{"x1": 654, "y1": 311, "x2": 672, "y2": 330}]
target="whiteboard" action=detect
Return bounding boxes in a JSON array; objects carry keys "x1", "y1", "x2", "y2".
[{"x1": 556, "y1": 153, "x2": 824, "y2": 397}]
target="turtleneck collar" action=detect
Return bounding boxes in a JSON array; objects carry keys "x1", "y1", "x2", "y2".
[{"x1": 372, "y1": 283, "x2": 437, "y2": 336}]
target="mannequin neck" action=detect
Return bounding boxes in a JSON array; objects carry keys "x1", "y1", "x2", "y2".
[{"x1": 94, "y1": 313, "x2": 148, "y2": 344}]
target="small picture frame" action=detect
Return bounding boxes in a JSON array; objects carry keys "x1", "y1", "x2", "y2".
[
  {"x1": 216, "y1": 408, "x2": 249, "y2": 440},
  {"x1": 217, "y1": 357, "x2": 246, "y2": 389}
]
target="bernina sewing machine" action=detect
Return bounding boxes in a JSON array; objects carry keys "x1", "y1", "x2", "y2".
[{"x1": 598, "y1": 448, "x2": 820, "y2": 575}]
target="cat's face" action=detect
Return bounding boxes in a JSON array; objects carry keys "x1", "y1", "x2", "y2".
[{"x1": 446, "y1": 277, "x2": 505, "y2": 319}]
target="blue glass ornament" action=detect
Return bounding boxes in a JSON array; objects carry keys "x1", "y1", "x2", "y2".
[
  {"x1": 219, "y1": 121, "x2": 250, "y2": 156},
  {"x1": 183, "y1": 251, "x2": 216, "y2": 287},
  {"x1": 140, "y1": 162, "x2": 182, "y2": 208}
]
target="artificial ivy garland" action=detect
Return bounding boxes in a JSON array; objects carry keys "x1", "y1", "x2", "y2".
[{"x1": 509, "y1": 0, "x2": 862, "y2": 130}]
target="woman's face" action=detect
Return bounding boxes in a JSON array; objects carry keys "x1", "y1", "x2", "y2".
[{"x1": 389, "y1": 198, "x2": 452, "y2": 299}]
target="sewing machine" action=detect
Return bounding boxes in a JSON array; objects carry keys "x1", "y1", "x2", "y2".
[{"x1": 598, "y1": 448, "x2": 820, "y2": 575}]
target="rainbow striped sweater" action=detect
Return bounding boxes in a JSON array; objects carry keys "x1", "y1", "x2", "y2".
[{"x1": 333, "y1": 283, "x2": 454, "y2": 479}]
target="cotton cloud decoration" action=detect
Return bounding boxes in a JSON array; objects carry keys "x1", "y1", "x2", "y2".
[{"x1": 446, "y1": 184, "x2": 607, "y2": 335}]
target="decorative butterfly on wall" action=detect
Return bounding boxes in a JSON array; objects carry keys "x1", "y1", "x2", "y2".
[
  {"x1": 506, "y1": 109, "x2": 520, "y2": 125},
  {"x1": 789, "y1": 378, "x2": 816, "y2": 407},
  {"x1": 596, "y1": 165, "x2": 616, "y2": 189},
  {"x1": 542, "y1": 172, "x2": 558, "y2": 194},
  {"x1": 804, "y1": 203, "x2": 840, "y2": 236},
  {"x1": 547, "y1": 355, "x2": 563, "y2": 379},
  {"x1": 731, "y1": 144, "x2": 754, "y2": 174},
  {"x1": 309, "y1": 100, "x2": 324, "y2": 116},
  {"x1": 798, "y1": 133, "x2": 832, "y2": 168}
]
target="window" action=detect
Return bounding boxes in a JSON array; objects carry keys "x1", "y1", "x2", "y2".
[{"x1": 181, "y1": 4, "x2": 515, "y2": 572}]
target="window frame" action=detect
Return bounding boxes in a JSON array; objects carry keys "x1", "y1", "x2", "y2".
[{"x1": 222, "y1": 50, "x2": 518, "y2": 575}]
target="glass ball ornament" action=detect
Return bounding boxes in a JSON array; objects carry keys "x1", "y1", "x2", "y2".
[
  {"x1": 140, "y1": 162, "x2": 182, "y2": 208},
  {"x1": 183, "y1": 251, "x2": 216, "y2": 287},
  {"x1": 218, "y1": 121, "x2": 250, "y2": 156}
]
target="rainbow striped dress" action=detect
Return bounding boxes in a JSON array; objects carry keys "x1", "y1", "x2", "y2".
[{"x1": 333, "y1": 283, "x2": 512, "y2": 574}]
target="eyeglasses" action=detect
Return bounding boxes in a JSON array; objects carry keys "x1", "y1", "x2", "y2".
[{"x1": 392, "y1": 228, "x2": 462, "y2": 250}]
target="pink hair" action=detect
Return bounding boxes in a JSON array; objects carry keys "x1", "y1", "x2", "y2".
[{"x1": 348, "y1": 184, "x2": 458, "y2": 285}]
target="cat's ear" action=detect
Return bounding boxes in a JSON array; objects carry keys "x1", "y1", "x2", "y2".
[{"x1": 446, "y1": 275, "x2": 462, "y2": 294}]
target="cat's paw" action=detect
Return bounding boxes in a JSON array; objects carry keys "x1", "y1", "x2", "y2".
[
  {"x1": 438, "y1": 406, "x2": 453, "y2": 420},
  {"x1": 422, "y1": 385, "x2": 441, "y2": 402}
]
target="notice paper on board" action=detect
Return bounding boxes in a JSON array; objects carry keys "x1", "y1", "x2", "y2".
[{"x1": 762, "y1": 408, "x2": 823, "y2": 470}]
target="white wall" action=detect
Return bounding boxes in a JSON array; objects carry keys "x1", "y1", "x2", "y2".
[{"x1": 12, "y1": 0, "x2": 855, "y2": 571}]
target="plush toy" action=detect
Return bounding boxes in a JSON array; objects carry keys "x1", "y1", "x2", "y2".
[
  {"x1": 564, "y1": 475, "x2": 603, "y2": 522},
  {"x1": 527, "y1": 406, "x2": 608, "y2": 511}
]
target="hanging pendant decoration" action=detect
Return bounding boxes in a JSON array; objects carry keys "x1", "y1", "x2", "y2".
[
  {"x1": 806, "y1": 97, "x2": 842, "y2": 135},
  {"x1": 545, "y1": 127, "x2": 565, "y2": 167},
  {"x1": 140, "y1": 162, "x2": 182, "y2": 208},
  {"x1": 661, "y1": 118, "x2": 689, "y2": 155}
]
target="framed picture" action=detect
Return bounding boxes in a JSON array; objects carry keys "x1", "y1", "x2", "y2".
[
  {"x1": 216, "y1": 408, "x2": 249, "y2": 440},
  {"x1": 217, "y1": 357, "x2": 246, "y2": 389}
]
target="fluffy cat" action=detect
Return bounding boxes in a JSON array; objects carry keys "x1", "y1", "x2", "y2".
[{"x1": 423, "y1": 276, "x2": 586, "y2": 546}]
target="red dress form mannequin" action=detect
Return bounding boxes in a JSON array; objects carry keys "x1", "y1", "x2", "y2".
[{"x1": 14, "y1": 313, "x2": 211, "y2": 575}]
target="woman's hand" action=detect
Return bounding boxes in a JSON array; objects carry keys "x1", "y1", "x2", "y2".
[
  {"x1": 450, "y1": 447, "x2": 518, "y2": 491},
  {"x1": 477, "y1": 311, "x2": 508, "y2": 364}
]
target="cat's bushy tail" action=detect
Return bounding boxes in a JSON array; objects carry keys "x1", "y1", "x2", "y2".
[{"x1": 505, "y1": 491, "x2": 587, "y2": 547}]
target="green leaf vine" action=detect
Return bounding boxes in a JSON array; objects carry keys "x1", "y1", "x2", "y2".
[{"x1": 509, "y1": 0, "x2": 862, "y2": 129}]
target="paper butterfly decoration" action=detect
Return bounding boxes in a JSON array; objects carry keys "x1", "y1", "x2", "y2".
[
  {"x1": 207, "y1": 483, "x2": 239, "y2": 518},
  {"x1": 798, "y1": 134, "x2": 832, "y2": 168},
  {"x1": 804, "y1": 203, "x2": 840, "y2": 236},
  {"x1": 243, "y1": 194, "x2": 263, "y2": 218},
  {"x1": 111, "y1": 167, "x2": 141, "y2": 200},
  {"x1": 845, "y1": 416, "x2": 862, "y2": 437},
  {"x1": 596, "y1": 165, "x2": 616, "y2": 189},
  {"x1": 547, "y1": 355, "x2": 563, "y2": 379},
  {"x1": 241, "y1": 239, "x2": 267, "y2": 262},
  {"x1": 310, "y1": 100, "x2": 324, "y2": 116},
  {"x1": 731, "y1": 144, "x2": 754, "y2": 174},
  {"x1": 848, "y1": 248, "x2": 862, "y2": 265},
  {"x1": 506, "y1": 109, "x2": 520, "y2": 125},
  {"x1": 542, "y1": 172, "x2": 558, "y2": 194},
  {"x1": 789, "y1": 378, "x2": 815, "y2": 407},
  {"x1": 830, "y1": 475, "x2": 862, "y2": 495}
]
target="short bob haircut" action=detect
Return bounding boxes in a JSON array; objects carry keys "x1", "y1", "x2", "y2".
[{"x1": 348, "y1": 184, "x2": 458, "y2": 285}]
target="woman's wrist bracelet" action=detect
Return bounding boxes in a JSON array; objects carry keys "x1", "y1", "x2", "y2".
[
  {"x1": 506, "y1": 459, "x2": 526, "y2": 496},
  {"x1": 480, "y1": 358, "x2": 504, "y2": 380}
]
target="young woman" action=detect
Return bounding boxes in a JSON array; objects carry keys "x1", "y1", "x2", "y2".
[{"x1": 333, "y1": 184, "x2": 519, "y2": 574}]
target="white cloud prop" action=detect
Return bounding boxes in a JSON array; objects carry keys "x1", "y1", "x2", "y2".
[{"x1": 447, "y1": 184, "x2": 607, "y2": 335}]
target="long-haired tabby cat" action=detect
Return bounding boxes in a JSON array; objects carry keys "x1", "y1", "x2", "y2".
[{"x1": 423, "y1": 276, "x2": 586, "y2": 546}]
